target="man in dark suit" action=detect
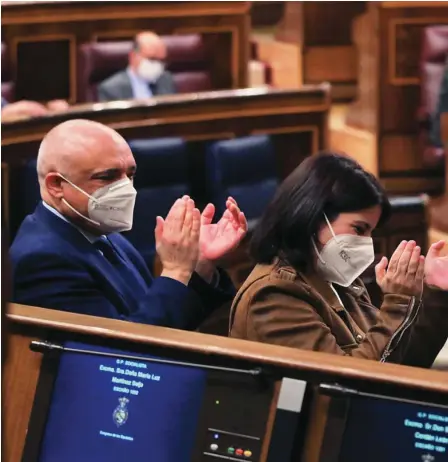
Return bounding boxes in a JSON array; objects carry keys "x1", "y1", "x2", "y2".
[
  {"x1": 98, "y1": 32, "x2": 175, "y2": 102},
  {"x1": 10, "y1": 119, "x2": 247, "y2": 329}
]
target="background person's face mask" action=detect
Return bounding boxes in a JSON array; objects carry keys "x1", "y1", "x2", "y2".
[
  {"x1": 312, "y1": 214, "x2": 375, "y2": 287},
  {"x1": 137, "y1": 58, "x2": 164, "y2": 83},
  {"x1": 58, "y1": 174, "x2": 137, "y2": 234}
]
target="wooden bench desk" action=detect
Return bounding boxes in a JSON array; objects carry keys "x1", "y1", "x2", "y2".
[{"x1": 4, "y1": 303, "x2": 448, "y2": 462}]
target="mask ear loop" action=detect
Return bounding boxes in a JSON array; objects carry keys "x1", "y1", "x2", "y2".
[
  {"x1": 62, "y1": 198, "x2": 101, "y2": 227},
  {"x1": 312, "y1": 239, "x2": 326, "y2": 265},
  {"x1": 58, "y1": 173, "x2": 101, "y2": 227},
  {"x1": 58, "y1": 173, "x2": 98, "y2": 203},
  {"x1": 312, "y1": 214, "x2": 338, "y2": 265},
  {"x1": 324, "y1": 213, "x2": 339, "y2": 242}
]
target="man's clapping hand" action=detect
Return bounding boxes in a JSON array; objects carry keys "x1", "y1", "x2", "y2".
[
  {"x1": 155, "y1": 196, "x2": 200, "y2": 286},
  {"x1": 195, "y1": 197, "x2": 248, "y2": 283}
]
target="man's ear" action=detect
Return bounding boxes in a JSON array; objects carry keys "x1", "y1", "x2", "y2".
[
  {"x1": 128, "y1": 50, "x2": 138, "y2": 67},
  {"x1": 45, "y1": 173, "x2": 64, "y2": 199}
]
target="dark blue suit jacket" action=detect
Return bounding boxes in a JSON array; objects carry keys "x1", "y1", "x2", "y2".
[{"x1": 10, "y1": 203, "x2": 234, "y2": 329}]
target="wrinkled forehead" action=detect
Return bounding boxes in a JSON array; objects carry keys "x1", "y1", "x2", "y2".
[
  {"x1": 69, "y1": 131, "x2": 135, "y2": 177},
  {"x1": 138, "y1": 37, "x2": 166, "y2": 58}
]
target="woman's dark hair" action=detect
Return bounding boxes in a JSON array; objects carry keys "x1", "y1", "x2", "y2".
[{"x1": 251, "y1": 151, "x2": 391, "y2": 269}]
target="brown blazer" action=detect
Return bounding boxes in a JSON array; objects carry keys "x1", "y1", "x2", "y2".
[{"x1": 229, "y1": 261, "x2": 448, "y2": 367}]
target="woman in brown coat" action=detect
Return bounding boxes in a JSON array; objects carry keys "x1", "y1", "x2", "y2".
[{"x1": 230, "y1": 152, "x2": 448, "y2": 367}]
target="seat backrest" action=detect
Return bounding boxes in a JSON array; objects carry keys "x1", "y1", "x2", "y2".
[
  {"x1": 2, "y1": 43, "x2": 15, "y2": 102},
  {"x1": 77, "y1": 41, "x2": 133, "y2": 103},
  {"x1": 123, "y1": 138, "x2": 190, "y2": 268},
  {"x1": 12, "y1": 160, "x2": 40, "y2": 237},
  {"x1": 77, "y1": 35, "x2": 212, "y2": 102},
  {"x1": 163, "y1": 35, "x2": 212, "y2": 94},
  {"x1": 206, "y1": 135, "x2": 279, "y2": 221},
  {"x1": 420, "y1": 26, "x2": 448, "y2": 121}
]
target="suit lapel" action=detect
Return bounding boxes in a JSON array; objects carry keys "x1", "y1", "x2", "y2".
[
  {"x1": 35, "y1": 203, "x2": 132, "y2": 307},
  {"x1": 152, "y1": 73, "x2": 169, "y2": 96},
  {"x1": 120, "y1": 71, "x2": 136, "y2": 100},
  {"x1": 151, "y1": 79, "x2": 160, "y2": 96}
]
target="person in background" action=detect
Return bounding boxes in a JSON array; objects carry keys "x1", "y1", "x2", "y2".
[
  {"x1": 98, "y1": 31, "x2": 174, "y2": 102},
  {"x1": 11, "y1": 119, "x2": 247, "y2": 330},
  {"x1": 230, "y1": 152, "x2": 448, "y2": 368},
  {"x1": 1, "y1": 96, "x2": 69, "y2": 121},
  {"x1": 429, "y1": 56, "x2": 448, "y2": 149}
]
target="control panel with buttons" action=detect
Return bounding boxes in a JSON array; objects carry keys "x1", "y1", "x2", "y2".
[
  {"x1": 190, "y1": 370, "x2": 274, "y2": 461},
  {"x1": 202, "y1": 428, "x2": 258, "y2": 460}
]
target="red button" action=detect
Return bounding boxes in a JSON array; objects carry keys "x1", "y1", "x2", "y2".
[{"x1": 236, "y1": 449, "x2": 244, "y2": 456}]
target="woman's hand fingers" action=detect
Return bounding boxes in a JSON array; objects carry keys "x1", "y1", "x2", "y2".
[
  {"x1": 387, "y1": 240, "x2": 407, "y2": 273},
  {"x1": 378, "y1": 243, "x2": 425, "y2": 297},
  {"x1": 406, "y1": 245, "x2": 421, "y2": 276},
  {"x1": 396, "y1": 241, "x2": 416, "y2": 274},
  {"x1": 375, "y1": 256, "x2": 388, "y2": 284}
]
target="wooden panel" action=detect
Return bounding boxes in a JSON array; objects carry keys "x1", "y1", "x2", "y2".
[
  {"x1": 343, "y1": 2, "x2": 448, "y2": 195},
  {"x1": 429, "y1": 112, "x2": 448, "y2": 234},
  {"x1": 380, "y1": 135, "x2": 422, "y2": 172},
  {"x1": 252, "y1": 36, "x2": 302, "y2": 88},
  {"x1": 442, "y1": 112, "x2": 448, "y2": 145},
  {"x1": 301, "y1": 394, "x2": 330, "y2": 462},
  {"x1": 259, "y1": 381, "x2": 280, "y2": 462},
  {"x1": 345, "y1": 10, "x2": 379, "y2": 132},
  {"x1": 329, "y1": 105, "x2": 378, "y2": 176},
  {"x1": 301, "y1": 2, "x2": 367, "y2": 46},
  {"x1": 273, "y1": 1, "x2": 366, "y2": 101},
  {"x1": 14, "y1": 36, "x2": 75, "y2": 103},
  {"x1": 250, "y1": 1, "x2": 285, "y2": 28},
  {"x1": 3, "y1": 327, "x2": 42, "y2": 462},
  {"x1": 1, "y1": 1, "x2": 250, "y2": 102},
  {"x1": 304, "y1": 46, "x2": 357, "y2": 83},
  {"x1": 4, "y1": 296, "x2": 448, "y2": 461},
  {"x1": 7, "y1": 304, "x2": 448, "y2": 392}
]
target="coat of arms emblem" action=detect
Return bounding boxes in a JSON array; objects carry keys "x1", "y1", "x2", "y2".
[
  {"x1": 421, "y1": 455, "x2": 435, "y2": 462},
  {"x1": 112, "y1": 397, "x2": 130, "y2": 427}
]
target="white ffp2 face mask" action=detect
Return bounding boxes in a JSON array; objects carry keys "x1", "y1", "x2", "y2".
[
  {"x1": 313, "y1": 214, "x2": 375, "y2": 287},
  {"x1": 59, "y1": 174, "x2": 137, "y2": 234},
  {"x1": 137, "y1": 58, "x2": 164, "y2": 83}
]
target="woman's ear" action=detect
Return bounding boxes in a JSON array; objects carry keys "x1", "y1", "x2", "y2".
[{"x1": 316, "y1": 221, "x2": 331, "y2": 248}]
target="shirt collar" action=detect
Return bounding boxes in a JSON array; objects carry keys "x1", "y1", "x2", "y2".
[
  {"x1": 42, "y1": 201, "x2": 103, "y2": 244},
  {"x1": 126, "y1": 67, "x2": 147, "y2": 86}
]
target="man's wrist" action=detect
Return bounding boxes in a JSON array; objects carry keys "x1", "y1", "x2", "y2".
[
  {"x1": 160, "y1": 268, "x2": 193, "y2": 286},
  {"x1": 195, "y1": 259, "x2": 216, "y2": 284}
]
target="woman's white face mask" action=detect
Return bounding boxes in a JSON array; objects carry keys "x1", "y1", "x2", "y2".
[
  {"x1": 58, "y1": 174, "x2": 137, "y2": 234},
  {"x1": 313, "y1": 214, "x2": 375, "y2": 287}
]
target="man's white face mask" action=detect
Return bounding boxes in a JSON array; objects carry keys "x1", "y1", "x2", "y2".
[
  {"x1": 137, "y1": 58, "x2": 165, "y2": 83},
  {"x1": 58, "y1": 174, "x2": 137, "y2": 234},
  {"x1": 312, "y1": 213, "x2": 375, "y2": 287}
]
